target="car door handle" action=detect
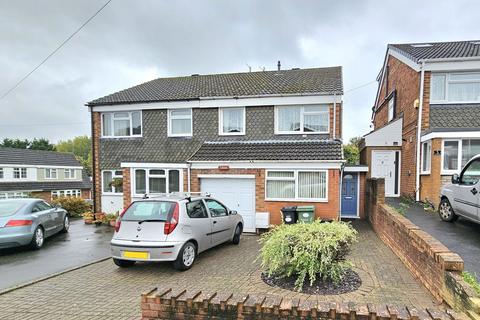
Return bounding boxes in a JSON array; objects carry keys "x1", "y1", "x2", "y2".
[
  {"x1": 471, "y1": 188, "x2": 478, "y2": 195},
  {"x1": 213, "y1": 220, "x2": 217, "y2": 224}
]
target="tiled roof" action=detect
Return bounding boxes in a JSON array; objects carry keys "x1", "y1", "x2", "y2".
[
  {"x1": 188, "y1": 139, "x2": 343, "y2": 162},
  {"x1": 389, "y1": 40, "x2": 480, "y2": 62},
  {"x1": 87, "y1": 67, "x2": 343, "y2": 106},
  {"x1": 429, "y1": 104, "x2": 480, "y2": 131},
  {"x1": 0, "y1": 147, "x2": 82, "y2": 167},
  {"x1": 0, "y1": 180, "x2": 92, "y2": 192}
]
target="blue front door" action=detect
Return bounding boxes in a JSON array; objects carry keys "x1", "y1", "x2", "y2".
[{"x1": 341, "y1": 173, "x2": 358, "y2": 217}]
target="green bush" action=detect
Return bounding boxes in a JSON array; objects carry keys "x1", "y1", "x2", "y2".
[
  {"x1": 51, "y1": 197, "x2": 92, "y2": 218},
  {"x1": 463, "y1": 271, "x2": 480, "y2": 296},
  {"x1": 259, "y1": 220, "x2": 357, "y2": 290}
]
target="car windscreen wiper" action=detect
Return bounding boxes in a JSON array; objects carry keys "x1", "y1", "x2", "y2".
[{"x1": 136, "y1": 219, "x2": 166, "y2": 224}]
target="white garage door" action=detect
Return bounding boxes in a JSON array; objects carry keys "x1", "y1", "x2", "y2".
[{"x1": 200, "y1": 178, "x2": 256, "y2": 232}]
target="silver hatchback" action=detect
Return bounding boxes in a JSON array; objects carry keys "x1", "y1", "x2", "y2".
[{"x1": 110, "y1": 194, "x2": 244, "y2": 270}]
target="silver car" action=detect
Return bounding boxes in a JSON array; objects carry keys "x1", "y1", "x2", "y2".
[
  {"x1": 0, "y1": 198, "x2": 69, "y2": 250},
  {"x1": 439, "y1": 154, "x2": 480, "y2": 224},
  {"x1": 110, "y1": 194, "x2": 244, "y2": 270}
]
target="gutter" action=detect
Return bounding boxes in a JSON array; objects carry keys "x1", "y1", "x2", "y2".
[
  {"x1": 415, "y1": 61, "x2": 426, "y2": 202},
  {"x1": 89, "y1": 106, "x2": 97, "y2": 216}
]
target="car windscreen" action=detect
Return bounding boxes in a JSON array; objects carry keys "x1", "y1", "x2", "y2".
[
  {"x1": 0, "y1": 200, "x2": 26, "y2": 217},
  {"x1": 121, "y1": 201, "x2": 176, "y2": 222}
]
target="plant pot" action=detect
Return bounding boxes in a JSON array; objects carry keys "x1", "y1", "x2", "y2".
[
  {"x1": 109, "y1": 220, "x2": 116, "y2": 227},
  {"x1": 84, "y1": 219, "x2": 93, "y2": 224}
]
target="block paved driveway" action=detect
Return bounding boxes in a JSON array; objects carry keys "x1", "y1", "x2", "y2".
[
  {"x1": 387, "y1": 198, "x2": 480, "y2": 281},
  {"x1": 0, "y1": 221, "x2": 438, "y2": 320}
]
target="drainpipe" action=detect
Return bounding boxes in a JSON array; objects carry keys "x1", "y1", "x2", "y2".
[
  {"x1": 415, "y1": 61, "x2": 426, "y2": 202},
  {"x1": 89, "y1": 106, "x2": 97, "y2": 218},
  {"x1": 333, "y1": 94, "x2": 337, "y2": 139},
  {"x1": 339, "y1": 163, "x2": 345, "y2": 220}
]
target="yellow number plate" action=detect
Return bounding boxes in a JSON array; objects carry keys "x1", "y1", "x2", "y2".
[{"x1": 122, "y1": 251, "x2": 149, "y2": 259}]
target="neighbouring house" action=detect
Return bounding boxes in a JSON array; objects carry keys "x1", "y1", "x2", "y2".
[
  {"x1": 0, "y1": 147, "x2": 92, "y2": 201},
  {"x1": 361, "y1": 40, "x2": 480, "y2": 204},
  {"x1": 87, "y1": 66, "x2": 368, "y2": 231}
]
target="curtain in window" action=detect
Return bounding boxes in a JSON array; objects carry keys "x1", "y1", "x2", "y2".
[
  {"x1": 462, "y1": 139, "x2": 480, "y2": 166},
  {"x1": 298, "y1": 171, "x2": 326, "y2": 199},
  {"x1": 222, "y1": 108, "x2": 244, "y2": 133},
  {"x1": 149, "y1": 177, "x2": 166, "y2": 193},
  {"x1": 113, "y1": 119, "x2": 130, "y2": 136},
  {"x1": 132, "y1": 111, "x2": 142, "y2": 135},
  {"x1": 443, "y1": 141, "x2": 459, "y2": 170},
  {"x1": 103, "y1": 171, "x2": 113, "y2": 192},
  {"x1": 135, "y1": 170, "x2": 146, "y2": 194},
  {"x1": 449, "y1": 83, "x2": 480, "y2": 102},
  {"x1": 431, "y1": 74, "x2": 446, "y2": 101},
  {"x1": 266, "y1": 171, "x2": 295, "y2": 198},
  {"x1": 278, "y1": 107, "x2": 300, "y2": 131},
  {"x1": 304, "y1": 113, "x2": 328, "y2": 132},
  {"x1": 102, "y1": 114, "x2": 112, "y2": 136},
  {"x1": 169, "y1": 170, "x2": 180, "y2": 192}
]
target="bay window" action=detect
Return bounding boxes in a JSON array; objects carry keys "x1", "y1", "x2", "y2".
[
  {"x1": 134, "y1": 169, "x2": 181, "y2": 195},
  {"x1": 265, "y1": 170, "x2": 327, "y2": 201},
  {"x1": 421, "y1": 141, "x2": 432, "y2": 174},
  {"x1": 102, "y1": 111, "x2": 142, "y2": 137},
  {"x1": 219, "y1": 107, "x2": 245, "y2": 135},
  {"x1": 442, "y1": 139, "x2": 480, "y2": 174},
  {"x1": 102, "y1": 170, "x2": 123, "y2": 194},
  {"x1": 168, "y1": 109, "x2": 192, "y2": 136},
  {"x1": 431, "y1": 72, "x2": 480, "y2": 103},
  {"x1": 276, "y1": 105, "x2": 329, "y2": 134}
]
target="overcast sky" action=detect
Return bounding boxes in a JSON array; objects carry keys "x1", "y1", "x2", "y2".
[{"x1": 1, "y1": 0, "x2": 479, "y2": 143}]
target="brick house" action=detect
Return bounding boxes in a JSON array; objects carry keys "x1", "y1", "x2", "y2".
[
  {"x1": 0, "y1": 147, "x2": 91, "y2": 201},
  {"x1": 361, "y1": 40, "x2": 480, "y2": 204},
  {"x1": 87, "y1": 66, "x2": 367, "y2": 231}
]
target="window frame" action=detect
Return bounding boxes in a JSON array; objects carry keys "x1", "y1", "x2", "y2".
[
  {"x1": 101, "y1": 111, "x2": 142, "y2": 138},
  {"x1": 168, "y1": 108, "x2": 193, "y2": 137},
  {"x1": 102, "y1": 170, "x2": 123, "y2": 194},
  {"x1": 441, "y1": 139, "x2": 462, "y2": 175},
  {"x1": 265, "y1": 169, "x2": 328, "y2": 202},
  {"x1": 459, "y1": 158, "x2": 480, "y2": 186},
  {"x1": 274, "y1": 105, "x2": 330, "y2": 135},
  {"x1": 421, "y1": 140, "x2": 432, "y2": 174},
  {"x1": 218, "y1": 107, "x2": 246, "y2": 136},
  {"x1": 0, "y1": 168, "x2": 3, "y2": 179},
  {"x1": 64, "y1": 169, "x2": 76, "y2": 179},
  {"x1": 387, "y1": 91, "x2": 396, "y2": 122},
  {"x1": 133, "y1": 168, "x2": 183, "y2": 197},
  {"x1": 51, "y1": 189, "x2": 81, "y2": 199},
  {"x1": 430, "y1": 72, "x2": 480, "y2": 104},
  {"x1": 13, "y1": 167, "x2": 27, "y2": 179},
  {"x1": 45, "y1": 168, "x2": 58, "y2": 180}
]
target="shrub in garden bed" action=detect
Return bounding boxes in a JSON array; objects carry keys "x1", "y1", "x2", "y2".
[
  {"x1": 51, "y1": 197, "x2": 92, "y2": 218},
  {"x1": 259, "y1": 220, "x2": 357, "y2": 291}
]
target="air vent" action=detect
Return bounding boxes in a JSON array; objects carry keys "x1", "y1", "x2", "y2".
[
  {"x1": 191, "y1": 74, "x2": 199, "y2": 77},
  {"x1": 411, "y1": 44, "x2": 433, "y2": 48},
  {"x1": 291, "y1": 68, "x2": 300, "y2": 70}
]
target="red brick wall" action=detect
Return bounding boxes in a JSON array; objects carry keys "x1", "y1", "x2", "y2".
[
  {"x1": 329, "y1": 102, "x2": 342, "y2": 139},
  {"x1": 122, "y1": 168, "x2": 131, "y2": 209},
  {"x1": 358, "y1": 172, "x2": 366, "y2": 219},
  {"x1": 92, "y1": 112, "x2": 102, "y2": 212},
  {"x1": 420, "y1": 138, "x2": 443, "y2": 205}
]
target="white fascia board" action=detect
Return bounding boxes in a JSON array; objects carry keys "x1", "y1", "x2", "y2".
[
  {"x1": 424, "y1": 59, "x2": 480, "y2": 72},
  {"x1": 388, "y1": 49, "x2": 421, "y2": 72},
  {"x1": 344, "y1": 166, "x2": 369, "y2": 173},
  {"x1": 0, "y1": 164, "x2": 83, "y2": 169},
  {"x1": 197, "y1": 174, "x2": 256, "y2": 179},
  {"x1": 190, "y1": 161, "x2": 344, "y2": 170},
  {"x1": 420, "y1": 131, "x2": 480, "y2": 142},
  {"x1": 120, "y1": 162, "x2": 189, "y2": 169},
  {"x1": 91, "y1": 94, "x2": 342, "y2": 112}
]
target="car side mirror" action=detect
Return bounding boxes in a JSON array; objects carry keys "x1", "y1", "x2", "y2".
[
  {"x1": 53, "y1": 203, "x2": 62, "y2": 209},
  {"x1": 229, "y1": 210, "x2": 238, "y2": 215},
  {"x1": 451, "y1": 174, "x2": 460, "y2": 184}
]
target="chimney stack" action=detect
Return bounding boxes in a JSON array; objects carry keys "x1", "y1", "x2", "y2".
[{"x1": 277, "y1": 60, "x2": 281, "y2": 71}]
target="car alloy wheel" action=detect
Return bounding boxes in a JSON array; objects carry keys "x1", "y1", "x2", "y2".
[
  {"x1": 64, "y1": 216, "x2": 69, "y2": 230},
  {"x1": 182, "y1": 244, "x2": 195, "y2": 267},
  {"x1": 35, "y1": 228, "x2": 44, "y2": 247}
]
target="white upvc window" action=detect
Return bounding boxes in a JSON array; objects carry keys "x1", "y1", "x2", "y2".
[
  {"x1": 441, "y1": 139, "x2": 480, "y2": 174},
  {"x1": 133, "y1": 168, "x2": 182, "y2": 196},
  {"x1": 387, "y1": 96, "x2": 395, "y2": 122},
  {"x1": 51, "y1": 190, "x2": 81, "y2": 199},
  {"x1": 219, "y1": 107, "x2": 245, "y2": 135},
  {"x1": 45, "y1": 168, "x2": 58, "y2": 179},
  {"x1": 265, "y1": 170, "x2": 328, "y2": 201},
  {"x1": 0, "y1": 168, "x2": 3, "y2": 179},
  {"x1": 431, "y1": 72, "x2": 480, "y2": 103},
  {"x1": 102, "y1": 170, "x2": 123, "y2": 194},
  {"x1": 421, "y1": 141, "x2": 432, "y2": 174},
  {"x1": 13, "y1": 168, "x2": 27, "y2": 179},
  {"x1": 64, "y1": 169, "x2": 76, "y2": 179},
  {"x1": 168, "y1": 109, "x2": 192, "y2": 137},
  {"x1": 0, "y1": 192, "x2": 28, "y2": 199},
  {"x1": 275, "y1": 105, "x2": 329, "y2": 134},
  {"x1": 101, "y1": 111, "x2": 142, "y2": 137}
]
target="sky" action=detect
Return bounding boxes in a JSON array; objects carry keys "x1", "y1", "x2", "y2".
[{"x1": 1, "y1": 0, "x2": 479, "y2": 143}]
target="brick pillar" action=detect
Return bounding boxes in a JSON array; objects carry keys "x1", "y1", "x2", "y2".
[
  {"x1": 122, "y1": 168, "x2": 131, "y2": 209},
  {"x1": 91, "y1": 112, "x2": 102, "y2": 213}
]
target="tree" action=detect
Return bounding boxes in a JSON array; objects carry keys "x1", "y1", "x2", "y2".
[
  {"x1": 343, "y1": 137, "x2": 363, "y2": 165},
  {"x1": 0, "y1": 137, "x2": 55, "y2": 151},
  {"x1": 30, "y1": 138, "x2": 55, "y2": 151},
  {"x1": 56, "y1": 136, "x2": 92, "y2": 176}
]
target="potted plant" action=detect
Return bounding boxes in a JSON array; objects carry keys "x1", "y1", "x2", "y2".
[
  {"x1": 82, "y1": 212, "x2": 94, "y2": 224},
  {"x1": 104, "y1": 213, "x2": 118, "y2": 227},
  {"x1": 109, "y1": 178, "x2": 123, "y2": 192}
]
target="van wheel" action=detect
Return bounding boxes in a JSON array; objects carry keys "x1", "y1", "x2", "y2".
[
  {"x1": 232, "y1": 224, "x2": 242, "y2": 245},
  {"x1": 174, "y1": 242, "x2": 196, "y2": 271},
  {"x1": 439, "y1": 198, "x2": 458, "y2": 222},
  {"x1": 113, "y1": 258, "x2": 135, "y2": 268}
]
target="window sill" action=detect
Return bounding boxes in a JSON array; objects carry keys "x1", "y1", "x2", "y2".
[
  {"x1": 420, "y1": 171, "x2": 431, "y2": 175},
  {"x1": 275, "y1": 131, "x2": 329, "y2": 135},
  {"x1": 265, "y1": 198, "x2": 328, "y2": 203},
  {"x1": 218, "y1": 132, "x2": 245, "y2": 136},
  {"x1": 102, "y1": 192, "x2": 123, "y2": 196},
  {"x1": 101, "y1": 136, "x2": 143, "y2": 139}
]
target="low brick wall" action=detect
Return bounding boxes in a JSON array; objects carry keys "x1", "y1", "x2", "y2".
[{"x1": 141, "y1": 287, "x2": 461, "y2": 320}]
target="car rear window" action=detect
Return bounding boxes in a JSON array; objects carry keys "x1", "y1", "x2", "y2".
[
  {"x1": 0, "y1": 200, "x2": 26, "y2": 217},
  {"x1": 122, "y1": 201, "x2": 175, "y2": 221}
]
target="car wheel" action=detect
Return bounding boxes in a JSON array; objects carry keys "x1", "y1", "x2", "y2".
[
  {"x1": 61, "y1": 215, "x2": 69, "y2": 233},
  {"x1": 232, "y1": 224, "x2": 242, "y2": 245},
  {"x1": 439, "y1": 198, "x2": 458, "y2": 222},
  {"x1": 173, "y1": 242, "x2": 196, "y2": 271},
  {"x1": 30, "y1": 226, "x2": 44, "y2": 250},
  {"x1": 113, "y1": 258, "x2": 136, "y2": 268}
]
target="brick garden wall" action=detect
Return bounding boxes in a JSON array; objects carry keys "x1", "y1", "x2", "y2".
[{"x1": 140, "y1": 287, "x2": 460, "y2": 320}]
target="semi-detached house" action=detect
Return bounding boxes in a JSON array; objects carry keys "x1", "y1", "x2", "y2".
[
  {"x1": 87, "y1": 66, "x2": 367, "y2": 231},
  {"x1": 362, "y1": 40, "x2": 480, "y2": 205}
]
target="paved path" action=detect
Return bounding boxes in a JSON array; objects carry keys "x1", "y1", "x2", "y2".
[
  {"x1": 0, "y1": 221, "x2": 438, "y2": 320},
  {"x1": 0, "y1": 219, "x2": 113, "y2": 291},
  {"x1": 387, "y1": 198, "x2": 480, "y2": 281}
]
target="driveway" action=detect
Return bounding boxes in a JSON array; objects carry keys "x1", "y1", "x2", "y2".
[
  {"x1": 0, "y1": 219, "x2": 113, "y2": 291},
  {"x1": 387, "y1": 198, "x2": 480, "y2": 281},
  {"x1": 0, "y1": 221, "x2": 439, "y2": 320}
]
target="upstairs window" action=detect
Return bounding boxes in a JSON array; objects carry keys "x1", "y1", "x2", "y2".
[
  {"x1": 168, "y1": 109, "x2": 192, "y2": 137},
  {"x1": 64, "y1": 169, "x2": 76, "y2": 179},
  {"x1": 45, "y1": 168, "x2": 57, "y2": 179},
  {"x1": 102, "y1": 111, "x2": 142, "y2": 137},
  {"x1": 0, "y1": 168, "x2": 3, "y2": 179},
  {"x1": 276, "y1": 105, "x2": 329, "y2": 134},
  {"x1": 431, "y1": 72, "x2": 480, "y2": 103},
  {"x1": 102, "y1": 170, "x2": 123, "y2": 194},
  {"x1": 13, "y1": 168, "x2": 27, "y2": 179},
  {"x1": 219, "y1": 107, "x2": 245, "y2": 135}
]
